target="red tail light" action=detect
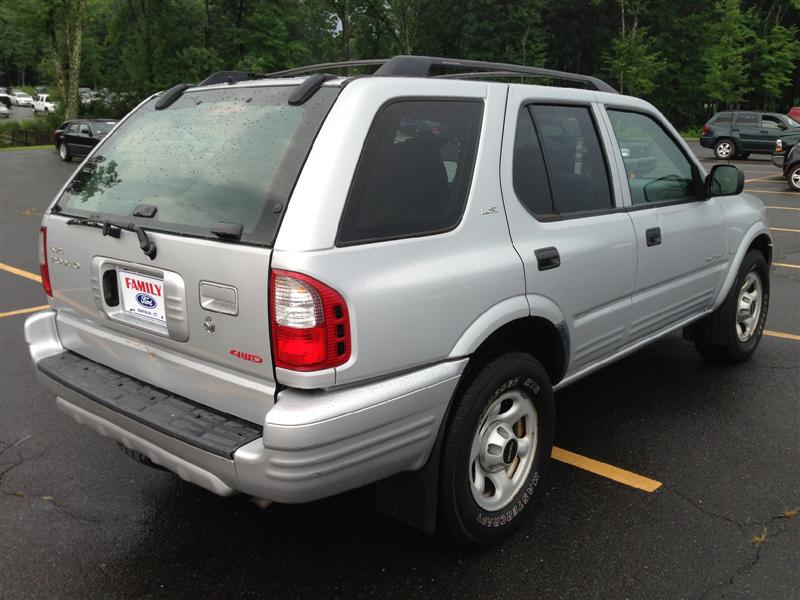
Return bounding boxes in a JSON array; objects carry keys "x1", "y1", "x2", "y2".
[
  {"x1": 270, "y1": 269, "x2": 351, "y2": 371},
  {"x1": 702, "y1": 125, "x2": 710, "y2": 135},
  {"x1": 38, "y1": 226, "x2": 52, "y2": 297}
]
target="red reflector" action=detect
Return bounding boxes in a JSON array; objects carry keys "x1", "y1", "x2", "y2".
[
  {"x1": 38, "y1": 226, "x2": 52, "y2": 297},
  {"x1": 270, "y1": 269, "x2": 351, "y2": 371}
]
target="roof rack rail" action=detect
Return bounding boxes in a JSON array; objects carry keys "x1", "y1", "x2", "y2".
[
  {"x1": 198, "y1": 55, "x2": 616, "y2": 94},
  {"x1": 374, "y1": 56, "x2": 617, "y2": 93},
  {"x1": 199, "y1": 71, "x2": 268, "y2": 86},
  {"x1": 264, "y1": 59, "x2": 388, "y2": 78}
]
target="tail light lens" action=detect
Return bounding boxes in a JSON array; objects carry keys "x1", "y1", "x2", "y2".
[
  {"x1": 38, "y1": 226, "x2": 52, "y2": 297},
  {"x1": 270, "y1": 269, "x2": 350, "y2": 371},
  {"x1": 702, "y1": 125, "x2": 710, "y2": 135}
]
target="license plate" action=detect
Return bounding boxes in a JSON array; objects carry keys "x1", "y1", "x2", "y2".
[{"x1": 119, "y1": 270, "x2": 166, "y2": 323}]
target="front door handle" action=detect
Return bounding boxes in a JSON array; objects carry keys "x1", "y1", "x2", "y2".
[
  {"x1": 535, "y1": 247, "x2": 560, "y2": 271},
  {"x1": 646, "y1": 227, "x2": 662, "y2": 247}
]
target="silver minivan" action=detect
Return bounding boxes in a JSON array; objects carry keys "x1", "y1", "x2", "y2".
[{"x1": 26, "y1": 56, "x2": 772, "y2": 546}]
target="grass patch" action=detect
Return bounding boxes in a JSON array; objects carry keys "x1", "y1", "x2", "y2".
[{"x1": 0, "y1": 144, "x2": 53, "y2": 152}]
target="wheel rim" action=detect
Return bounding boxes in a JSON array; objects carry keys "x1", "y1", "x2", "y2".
[
  {"x1": 469, "y1": 389, "x2": 538, "y2": 512},
  {"x1": 716, "y1": 142, "x2": 732, "y2": 158},
  {"x1": 736, "y1": 271, "x2": 763, "y2": 342},
  {"x1": 791, "y1": 168, "x2": 800, "y2": 190},
  {"x1": 59, "y1": 143, "x2": 66, "y2": 159}
]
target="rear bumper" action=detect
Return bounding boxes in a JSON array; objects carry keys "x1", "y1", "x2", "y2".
[
  {"x1": 25, "y1": 310, "x2": 465, "y2": 502},
  {"x1": 699, "y1": 136, "x2": 715, "y2": 149}
]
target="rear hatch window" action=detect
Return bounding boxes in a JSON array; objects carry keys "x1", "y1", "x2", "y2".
[{"x1": 54, "y1": 85, "x2": 338, "y2": 246}]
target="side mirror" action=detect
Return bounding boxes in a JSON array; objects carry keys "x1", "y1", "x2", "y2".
[{"x1": 706, "y1": 164, "x2": 744, "y2": 197}]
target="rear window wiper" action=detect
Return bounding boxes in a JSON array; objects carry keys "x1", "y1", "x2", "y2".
[{"x1": 66, "y1": 217, "x2": 157, "y2": 260}]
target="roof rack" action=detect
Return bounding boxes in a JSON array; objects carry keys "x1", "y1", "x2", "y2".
[
  {"x1": 198, "y1": 55, "x2": 616, "y2": 94},
  {"x1": 375, "y1": 56, "x2": 617, "y2": 93}
]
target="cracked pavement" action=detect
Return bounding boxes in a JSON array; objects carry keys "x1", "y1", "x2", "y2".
[{"x1": 1, "y1": 146, "x2": 798, "y2": 598}]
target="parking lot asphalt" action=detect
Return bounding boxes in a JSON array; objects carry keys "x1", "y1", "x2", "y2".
[{"x1": 1, "y1": 145, "x2": 798, "y2": 599}]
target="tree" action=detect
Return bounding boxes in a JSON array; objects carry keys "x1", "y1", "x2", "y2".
[
  {"x1": 603, "y1": 0, "x2": 665, "y2": 95},
  {"x1": 702, "y1": 0, "x2": 753, "y2": 109},
  {"x1": 42, "y1": 0, "x2": 89, "y2": 119}
]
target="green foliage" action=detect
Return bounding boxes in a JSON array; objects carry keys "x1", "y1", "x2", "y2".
[
  {"x1": 0, "y1": 0, "x2": 798, "y2": 129},
  {"x1": 603, "y1": 27, "x2": 665, "y2": 96},
  {"x1": 702, "y1": 0, "x2": 753, "y2": 107}
]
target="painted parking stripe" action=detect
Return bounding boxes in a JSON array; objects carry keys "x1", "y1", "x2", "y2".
[
  {"x1": 0, "y1": 305, "x2": 49, "y2": 319},
  {"x1": 745, "y1": 175, "x2": 782, "y2": 183},
  {"x1": 766, "y1": 205, "x2": 800, "y2": 211},
  {"x1": 770, "y1": 227, "x2": 800, "y2": 233},
  {"x1": 0, "y1": 262, "x2": 41, "y2": 283},
  {"x1": 747, "y1": 189, "x2": 799, "y2": 196},
  {"x1": 774, "y1": 262, "x2": 800, "y2": 270},
  {"x1": 764, "y1": 330, "x2": 800, "y2": 342},
  {"x1": 551, "y1": 446, "x2": 662, "y2": 492}
]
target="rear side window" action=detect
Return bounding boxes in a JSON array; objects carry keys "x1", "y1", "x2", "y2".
[
  {"x1": 710, "y1": 112, "x2": 731, "y2": 125},
  {"x1": 735, "y1": 113, "x2": 758, "y2": 127},
  {"x1": 514, "y1": 104, "x2": 613, "y2": 216},
  {"x1": 336, "y1": 99, "x2": 483, "y2": 246}
]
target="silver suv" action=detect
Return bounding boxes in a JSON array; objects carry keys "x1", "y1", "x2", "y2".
[{"x1": 25, "y1": 56, "x2": 772, "y2": 546}]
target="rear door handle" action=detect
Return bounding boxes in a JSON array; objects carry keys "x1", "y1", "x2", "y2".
[
  {"x1": 535, "y1": 247, "x2": 560, "y2": 271},
  {"x1": 646, "y1": 227, "x2": 662, "y2": 247}
]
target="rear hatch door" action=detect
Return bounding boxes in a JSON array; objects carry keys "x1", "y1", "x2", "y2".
[{"x1": 45, "y1": 82, "x2": 338, "y2": 423}]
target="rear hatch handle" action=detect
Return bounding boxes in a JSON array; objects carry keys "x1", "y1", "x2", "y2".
[{"x1": 66, "y1": 217, "x2": 157, "y2": 260}]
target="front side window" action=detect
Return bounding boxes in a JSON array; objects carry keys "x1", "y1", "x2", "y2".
[
  {"x1": 607, "y1": 109, "x2": 700, "y2": 206},
  {"x1": 761, "y1": 115, "x2": 783, "y2": 130},
  {"x1": 337, "y1": 99, "x2": 483, "y2": 245}
]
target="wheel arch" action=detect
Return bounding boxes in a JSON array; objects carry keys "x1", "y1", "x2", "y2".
[{"x1": 714, "y1": 225, "x2": 772, "y2": 310}]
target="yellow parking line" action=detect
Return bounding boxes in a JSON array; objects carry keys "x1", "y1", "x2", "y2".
[
  {"x1": 745, "y1": 175, "x2": 781, "y2": 183},
  {"x1": 0, "y1": 262, "x2": 41, "y2": 283},
  {"x1": 764, "y1": 330, "x2": 800, "y2": 342},
  {"x1": 766, "y1": 205, "x2": 800, "y2": 211},
  {"x1": 774, "y1": 262, "x2": 800, "y2": 270},
  {"x1": 0, "y1": 305, "x2": 49, "y2": 319},
  {"x1": 770, "y1": 227, "x2": 800, "y2": 233},
  {"x1": 551, "y1": 446, "x2": 662, "y2": 492},
  {"x1": 747, "y1": 189, "x2": 798, "y2": 196}
]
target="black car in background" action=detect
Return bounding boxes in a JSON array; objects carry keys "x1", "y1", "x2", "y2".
[
  {"x1": 54, "y1": 119, "x2": 118, "y2": 161},
  {"x1": 700, "y1": 110, "x2": 800, "y2": 159},
  {"x1": 780, "y1": 142, "x2": 800, "y2": 191}
]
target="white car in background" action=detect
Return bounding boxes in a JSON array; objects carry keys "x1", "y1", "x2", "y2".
[
  {"x1": 0, "y1": 104, "x2": 9, "y2": 118},
  {"x1": 32, "y1": 94, "x2": 57, "y2": 114},
  {"x1": 10, "y1": 91, "x2": 33, "y2": 107}
]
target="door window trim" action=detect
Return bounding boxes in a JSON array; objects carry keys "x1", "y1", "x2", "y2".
[
  {"x1": 603, "y1": 106, "x2": 706, "y2": 211},
  {"x1": 512, "y1": 102, "x2": 619, "y2": 222}
]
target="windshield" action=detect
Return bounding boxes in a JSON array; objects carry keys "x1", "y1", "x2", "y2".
[
  {"x1": 91, "y1": 121, "x2": 117, "y2": 134},
  {"x1": 55, "y1": 85, "x2": 338, "y2": 245},
  {"x1": 786, "y1": 116, "x2": 800, "y2": 128}
]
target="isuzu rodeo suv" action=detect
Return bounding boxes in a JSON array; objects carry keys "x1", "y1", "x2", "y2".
[{"x1": 26, "y1": 56, "x2": 771, "y2": 546}]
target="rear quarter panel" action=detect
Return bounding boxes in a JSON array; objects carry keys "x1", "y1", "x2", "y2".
[{"x1": 273, "y1": 79, "x2": 526, "y2": 386}]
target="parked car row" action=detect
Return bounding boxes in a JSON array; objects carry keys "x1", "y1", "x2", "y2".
[
  {"x1": 700, "y1": 107, "x2": 800, "y2": 192},
  {"x1": 700, "y1": 109, "x2": 800, "y2": 159}
]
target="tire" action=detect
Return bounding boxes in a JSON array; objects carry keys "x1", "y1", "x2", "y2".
[
  {"x1": 58, "y1": 142, "x2": 71, "y2": 162},
  {"x1": 788, "y1": 165, "x2": 800, "y2": 192},
  {"x1": 439, "y1": 352, "x2": 555, "y2": 547},
  {"x1": 714, "y1": 139, "x2": 736, "y2": 160},
  {"x1": 694, "y1": 249, "x2": 769, "y2": 363}
]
